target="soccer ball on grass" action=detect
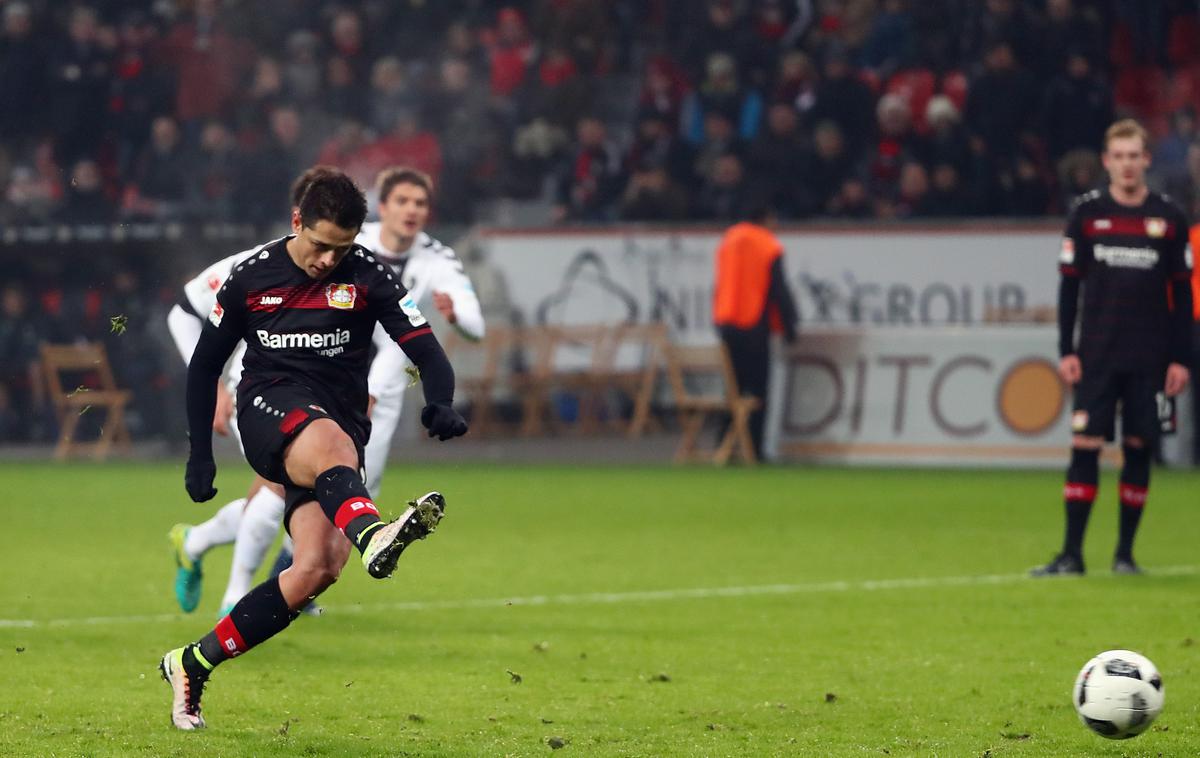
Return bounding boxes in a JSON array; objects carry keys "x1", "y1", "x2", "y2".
[{"x1": 1072, "y1": 649, "x2": 1163, "y2": 739}]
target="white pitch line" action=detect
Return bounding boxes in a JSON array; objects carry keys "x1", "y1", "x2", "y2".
[{"x1": 2, "y1": 565, "x2": 1198, "y2": 630}]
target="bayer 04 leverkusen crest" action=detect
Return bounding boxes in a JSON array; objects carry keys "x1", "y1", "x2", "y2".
[{"x1": 326, "y1": 283, "x2": 357, "y2": 309}]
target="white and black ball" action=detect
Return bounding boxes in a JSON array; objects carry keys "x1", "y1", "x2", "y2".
[{"x1": 1073, "y1": 650, "x2": 1163, "y2": 739}]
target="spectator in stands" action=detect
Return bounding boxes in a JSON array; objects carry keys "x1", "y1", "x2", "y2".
[
  {"x1": 690, "y1": 111, "x2": 748, "y2": 189},
  {"x1": 555, "y1": 115, "x2": 621, "y2": 221},
  {"x1": 679, "y1": 0, "x2": 759, "y2": 85},
  {"x1": 124, "y1": 115, "x2": 189, "y2": 221},
  {"x1": 1, "y1": 165, "x2": 56, "y2": 224},
  {"x1": 186, "y1": 120, "x2": 239, "y2": 221},
  {"x1": 916, "y1": 95, "x2": 970, "y2": 177},
  {"x1": 747, "y1": 102, "x2": 811, "y2": 218},
  {"x1": 1043, "y1": 0, "x2": 1103, "y2": 74},
  {"x1": 638, "y1": 54, "x2": 690, "y2": 130},
  {"x1": 808, "y1": 120, "x2": 854, "y2": 215},
  {"x1": 866, "y1": 93, "x2": 916, "y2": 201},
  {"x1": 682, "y1": 52, "x2": 763, "y2": 146},
  {"x1": 281, "y1": 30, "x2": 323, "y2": 111},
  {"x1": 316, "y1": 118, "x2": 373, "y2": 188},
  {"x1": 0, "y1": 2, "x2": 44, "y2": 144},
  {"x1": 1152, "y1": 107, "x2": 1197, "y2": 194},
  {"x1": 328, "y1": 8, "x2": 371, "y2": 86},
  {"x1": 46, "y1": 5, "x2": 110, "y2": 163},
  {"x1": 110, "y1": 10, "x2": 173, "y2": 179},
  {"x1": 236, "y1": 106, "x2": 305, "y2": 225},
  {"x1": 619, "y1": 163, "x2": 689, "y2": 222},
  {"x1": 233, "y1": 55, "x2": 285, "y2": 137},
  {"x1": 443, "y1": 21, "x2": 489, "y2": 81},
  {"x1": 523, "y1": 43, "x2": 589, "y2": 130},
  {"x1": 997, "y1": 150, "x2": 1050, "y2": 216},
  {"x1": 859, "y1": 0, "x2": 914, "y2": 78},
  {"x1": 425, "y1": 56, "x2": 500, "y2": 222},
  {"x1": 888, "y1": 161, "x2": 931, "y2": 218},
  {"x1": 624, "y1": 109, "x2": 694, "y2": 186},
  {"x1": 57, "y1": 159, "x2": 115, "y2": 225},
  {"x1": 923, "y1": 163, "x2": 974, "y2": 217},
  {"x1": 367, "y1": 57, "x2": 417, "y2": 136},
  {"x1": 1041, "y1": 51, "x2": 1113, "y2": 162},
  {"x1": 770, "y1": 51, "x2": 818, "y2": 118},
  {"x1": 807, "y1": 45, "x2": 875, "y2": 153},
  {"x1": 828, "y1": 175, "x2": 874, "y2": 218},
  {"x1": 359, "y1": 109, "x2": 443, "y2": 186},
  {"x1": 960, "y1": 0, "x2": 1041, "y2": 74},
  {"x1": 694, "y1": 153, "x2": 755, "y2": 221},
  {"x1": 965, "y1": 40, "x2": 1038, "y2": 162},
  {"x1": 485, "y1": 6, "x2": 536, "y2": 97},
  {"x1": 157, "y1": 0, "x2": 249, "y2": 129},
  {"x1": 1057, "y1": 148, "x2": 1103, "y2": 207},
  {"x1": 324, "y1": 56, "x2": 368, "y2": 124}
]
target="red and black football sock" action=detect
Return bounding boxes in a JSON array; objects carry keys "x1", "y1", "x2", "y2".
[
  {"x1": 1116, "y1": 445, "x2": 1150, "y2": 561},
  {"x1": 315, "y1": 465, "x2": 384, "y2": 553},
  {"x1": 192, "y1": 576, "x2": 299, "y2": 672},
  {"x1": 1062, "y1": 447, "x2": 1100, "y2": 558}
]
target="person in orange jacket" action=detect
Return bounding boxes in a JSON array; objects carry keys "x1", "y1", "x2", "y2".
[{"x1": 712, "y1": 204, "x2": 799, "y2": 460}]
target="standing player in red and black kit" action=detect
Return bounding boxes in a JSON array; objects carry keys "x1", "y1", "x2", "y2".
[
  {"x1": 159, "y1": 170, "x2": 467, "y2": 729},
  {"x1": 1032, "y1": 119, "x2": 1193, "y2": 577}
]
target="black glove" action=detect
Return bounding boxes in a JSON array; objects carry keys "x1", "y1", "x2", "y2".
[
  {"x1": 421, "y1": 402, "x2": 468, "y2": 441},
  {"x1": 185, "y1": 457, "x2": 218, "y2": 502}
]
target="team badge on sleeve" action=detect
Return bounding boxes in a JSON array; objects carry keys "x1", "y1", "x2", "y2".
[
  {"x1": 208, "y1": 302, "x2": 224, "y2": 327},
  {"x1": 326, "y1": 283, "x2": 357, "y2": 309},
  {"x1": 400, "y1": 295, "x2": 427, "y2": 326},
  {"x1": 1059, "y1": 238, "x2": 1075, "y2": 265}
]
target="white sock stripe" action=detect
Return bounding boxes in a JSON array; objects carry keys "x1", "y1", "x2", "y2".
[{"x1": 2, "y1": 565, "x2": 1197, "y2": 629}]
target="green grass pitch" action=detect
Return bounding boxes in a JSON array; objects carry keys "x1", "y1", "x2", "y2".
[{"x1": 1, "y1": 460, "x2": 1198, "y2": 757}]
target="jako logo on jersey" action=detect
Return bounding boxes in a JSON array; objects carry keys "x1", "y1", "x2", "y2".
[
  {"x1": 326, "y1": 283, "x2": 356, "y2": 309},
  {"x1": 256, "y1": 329, "x2": 351, "y2": 349},
  {"x1": 1094, "y1": 244, "x2": 1159, "y2": 269},
  {"x1": 260, "y1": 295, "x2": 283, "y2": 305},
  {"x1": 209, "y1": 302, "x2": 224, "y2": 327},
  {"x1": 400, "y1": 295, "x2": 427, "y2": 326}
]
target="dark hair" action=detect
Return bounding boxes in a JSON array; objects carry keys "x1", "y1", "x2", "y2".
[
  {"x1": 290, "y1": 165, "x2": 340, "y2": 207},
  {"x1": 297, "y1": 170, "x2": 367, "y2": 231},
  {"x1": 376, "y1": 166, "x2": 434, "y2": 205}
]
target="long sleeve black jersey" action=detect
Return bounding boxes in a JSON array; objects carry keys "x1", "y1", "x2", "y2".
[
  {"x1": 1058, "y1": 188, "x2": 1193, "y2": 371},
  {"x1": 186, "y1": 235, "x2": 454, "y2": 460}
]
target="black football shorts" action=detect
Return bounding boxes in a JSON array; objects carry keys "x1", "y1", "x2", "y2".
[
  {"x1": 1070, "y1": 369, "x2": 1166, "y2": 442},
  {"x1": 237, "y1": 381, "x2": 365, "y2": 530}
]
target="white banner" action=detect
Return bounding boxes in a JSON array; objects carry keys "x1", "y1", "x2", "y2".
[
  {"x1": 767, "y1": 327, "x2": 1074, "y2": 466},
  {"x1": 482, "y1": 227, "x2": 1061, "y2": 345}
]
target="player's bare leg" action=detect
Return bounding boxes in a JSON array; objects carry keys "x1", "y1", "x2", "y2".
[
  {"x1": 1113, "y1": 436, "x2": 1148, "y2": 574},
  {"x1": 1031, "y1": 434, "x2": 1103, "y2": 577},
  {"x1": 283, "y1": 418, "x2": 444, "y2": 579}
]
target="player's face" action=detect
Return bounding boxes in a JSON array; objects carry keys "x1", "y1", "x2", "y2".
[
  {"x1": 289, "y1": 212, "x2": 358, "y2": 279},
  {"x1": 379, "y1": 182, "x2": 430, "y2": 242},
  {"x1": 1102, "y1": 136, "x2": 1150, "y2": 194}
]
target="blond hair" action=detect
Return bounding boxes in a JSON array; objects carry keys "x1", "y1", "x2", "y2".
[{"x1": 1104, "y1": 119, "x2": 1149, "y2": 151}]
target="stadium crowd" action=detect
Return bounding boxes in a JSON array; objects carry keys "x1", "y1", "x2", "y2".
[
  {"x1": 5, "y1": 0, "x2": 1200, "y2": 445},
  {"x1": 0, "y1": 0, "x2": 1197, "y2": 228}
]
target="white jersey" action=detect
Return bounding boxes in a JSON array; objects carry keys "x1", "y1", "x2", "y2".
[
  {"x1": 356, "y1": 224, "x2": 485, "y2": 399},
  {"x1": 174, "y1": 245, "x2": 263, "y2": 388}
]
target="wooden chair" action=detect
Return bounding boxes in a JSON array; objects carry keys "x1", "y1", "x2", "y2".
[
  {"x1": 662, "y1": 342, "x2": 760, "y2": 465},
  {"x1": 509, "y1": 325, "x2": 566, "y2": 437},
  {"x1": 586, "y1": 323, "x2": 667, "y2": 438},
  {"x1": 441, "y1": 327, "x2": 511, "y2": 438},
  {"x1": 540, "y1": 324, "x2": 612, "y2": 434},
  {"x1": 40, "y1": 342, "x2": 133, "y2": 460}
]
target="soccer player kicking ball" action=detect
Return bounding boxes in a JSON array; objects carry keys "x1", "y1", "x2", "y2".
[
  {"x1": 1032, "y1": 119, "x2": 1193, "y2": 577},
  {"x1": 160, "y1": 170, "x2": 467, "y2": 730}
]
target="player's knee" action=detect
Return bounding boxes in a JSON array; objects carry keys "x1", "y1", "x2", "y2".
[
  {"x1": 287, "y1": 560, "x2": 340, "y2": 596},
  {"x1": 1122, "y1": 436, "x2": 1145, "y2": 449},
  {"x1": 1071, "y1": 435, "x2": 1104, "y2": 450},
  {"x1": 1121, "y1": 442, "x2": 1151, "y2": 486}
]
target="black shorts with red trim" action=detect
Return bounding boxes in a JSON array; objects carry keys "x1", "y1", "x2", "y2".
[
  {"x1": 1071, "y1": 369, "x2": 1165, "y2": 442},
  {"x1": 236, "y1": 380, "x2": 365, "y2": 530}
]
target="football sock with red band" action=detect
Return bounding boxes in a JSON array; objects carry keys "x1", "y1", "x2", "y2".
[
  {"x1": 1062, "y1": 447, "x2": 1100, "y2": 557},
  {"x1": 195, "y1": 576, "x2": 297, "y2": 670},
  {"x1": 315, "y1": 465, "x2": 383, "y2": 553},
  {"x1": 1116, "y1": 445, "x2": 1150, "y2": 561}
]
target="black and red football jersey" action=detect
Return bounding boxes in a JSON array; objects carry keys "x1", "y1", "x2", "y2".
[
  {"x1": 204, "y1": 235, "x2": 434, "y2": 430},
  {"x1": 1059, "y1": 188, "x2": 1192, "y2": 370}
]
